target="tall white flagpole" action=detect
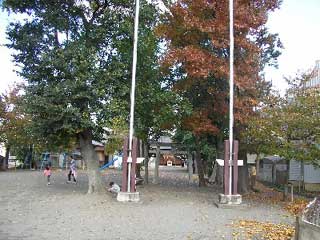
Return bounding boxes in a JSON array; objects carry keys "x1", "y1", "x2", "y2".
[
  {"x1": 228, "y1": 0, "x2": 234, "y2": 196},
  {"x1": 127, "y1": 0, "x2": 140, "y2": 192}
]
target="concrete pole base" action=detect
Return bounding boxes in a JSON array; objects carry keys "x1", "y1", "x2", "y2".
[
  {"x1": 215, "y1": 194, "x2": 244, "y2": 208},
  {"x1": 117, "y1": 192, "x2": 140, "y2": 202}
]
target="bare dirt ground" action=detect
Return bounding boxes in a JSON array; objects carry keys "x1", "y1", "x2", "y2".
[{"x1": 0, "y1": 167, "x2": 295, "y2": 240}]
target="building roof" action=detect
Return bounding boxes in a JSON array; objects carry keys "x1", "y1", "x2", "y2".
[
  {"x1": 92, "y1": 140, "x2": 104, "y2": 147},
  {"x1": 261, "y1": 155, "x2": 285, "y2": 163}
]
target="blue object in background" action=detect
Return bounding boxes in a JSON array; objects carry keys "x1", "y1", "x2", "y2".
[{"x1": 99, "y1": 156, "x2": 118, "y2": 171}]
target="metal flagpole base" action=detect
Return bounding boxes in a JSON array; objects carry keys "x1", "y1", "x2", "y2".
[
  {"x1": 215, "y1": 194, "x2": 245, "y2": 208},
  {"x1": 117, "y1": 191, "x2": 140, "y2": 202}
]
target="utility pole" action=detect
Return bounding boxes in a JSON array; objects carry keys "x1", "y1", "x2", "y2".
[
  {"x1": 228, "y1": 0, "x2": 234, "y2": 197},
  {"x1": 217, "y1": 0, "x2": 242, "y2": 207},
  {"x1": 117, "y1": 0, "x2": 140, "y2": 202}
]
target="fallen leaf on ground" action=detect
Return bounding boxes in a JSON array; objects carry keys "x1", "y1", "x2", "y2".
[
  {"x1": 284, "y1": 198, "x2": 308, "y2": 216},
  {"x1": 243, "y1": 182, "x2": 284, "y2": 204},
  {"x1": 244, "y1": 182, "x2": 308, "y2": 216},
  {"x1": 230, "y1": 219, "x2": 295, "y2": 240}
]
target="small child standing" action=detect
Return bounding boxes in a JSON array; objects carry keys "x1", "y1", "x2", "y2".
[
  {"x1": 44, "y1": 166, "x2": 51, "y2": 185},
  {"x1": 67, "y1": 157, "x2": 77, "y2": 183}
]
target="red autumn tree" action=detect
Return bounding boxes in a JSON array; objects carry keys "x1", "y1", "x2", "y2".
[{"x1": 158, "y1": 0, "x2": 282, "y2": 189}]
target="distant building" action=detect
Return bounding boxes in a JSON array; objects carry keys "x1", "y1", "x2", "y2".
[
  {"x1": 289, "y1": 160, "x2": 320, "y2": 191},
  {"x1": 258, "y1": 156, "x2": 288, "y2": 185},
  {"x1": 304, "y1": 60, "x2": 320, "y2": 88},
  {"x1": 287, "y1": 59, "x2": 320, "y2": 191}
]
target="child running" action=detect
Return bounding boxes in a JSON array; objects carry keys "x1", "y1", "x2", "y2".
[{"x1": 43, "y1": 166, "x2": 51, "y2": 185}]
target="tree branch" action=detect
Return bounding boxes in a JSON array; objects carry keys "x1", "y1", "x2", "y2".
[{"x1": 89, "y1": 0, "x2": 109, "y2": 24}]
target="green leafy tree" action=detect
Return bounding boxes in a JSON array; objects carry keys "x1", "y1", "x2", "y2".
[
  {"x1": 242, "y1": 91, "x2": 284, "y2": 156},
  {"x1": 102, "y1": 1, "x2": 192, "y2": 183},
  {"x1": 3, "y1": 0, "x2": 184, "y2": 191},
  {"x1": 4, "y1": 0, "x2": 125, "y2": 193},
  {"x1": 3, "y1": 0, "x2": 170, "y2": 193},
  {"x1": 244, "y1": 71, "x2": 320, "y2": 168},
  {"x1": 105, "y1": 1, "x2": 189, "y2": 143},
  {"x1": 0, "y1": 86, "x2": 33, "y2": 169},
  {"x1": 281, "y1": 72, "x2": 320, "y2": 164}
]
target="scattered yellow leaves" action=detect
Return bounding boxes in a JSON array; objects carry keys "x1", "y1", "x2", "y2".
[
  {"x1": 231, "y1": 220, "x2": 295, "y2": 240},
  {"x1": 284, "y1": 198, "x2": 308, "y2": 216},
  {"x1": 244, "y1": 182, "x2": 308, "y2": 216}
]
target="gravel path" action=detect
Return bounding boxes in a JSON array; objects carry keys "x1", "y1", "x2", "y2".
[{"x1": 0, "y1": 167, "x2": 295, "y2": 240}]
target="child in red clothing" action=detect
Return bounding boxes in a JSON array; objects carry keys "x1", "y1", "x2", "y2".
[{"x1": 44, "y1": 166, "x2": 51, "y2": 185}]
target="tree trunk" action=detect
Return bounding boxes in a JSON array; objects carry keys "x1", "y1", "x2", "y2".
[
  {"x1": 143, "y1": 142, "x2": 149, "y2": 184},
  {"x1": 136, "y1": 139, "x2": 142, "y2": 178},
  {"x1": 238, "y1": 148, "x2": 249, "y2": 194},
  {"x1": 2, "y1": 145, "x2": 10, "y2": 170},
  {"x1": 195, "y1": 136, "x2": 206, "y2": 187},
  {"x1": 79, "y1": 130, "x2": 103, "y2": 194},
  {"x1": 153, "y1": 144, "x2": 160, "y2": 184},
  {"x1": 215, "y1": 137, "x2": 224, "y2": 185},
  {"x1": 192, "y1": 155, "x2": 196, "y2": 174},
  {"x1": 0, "y1": 156, "x2": 4, "y2": 171},
  {"x1": 256, "y1": 154, "x2": 260, "y2": 178},
  {"x1": 203, "y1": 159, "x2": 208, "y2": 177},
  {"x1": 136, "y1": 164, "x2": 141, "y2": 178},
  {"x1": 188, "y1": 152, "x2": 193, "y2": 184}
]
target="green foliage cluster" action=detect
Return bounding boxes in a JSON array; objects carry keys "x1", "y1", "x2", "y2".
[
  {"x1": 2, "y1": 0, "x2": 188, "y2": 158},
  {"x1": 244, "y1": 71, "x2": 320, "y2": 166}
]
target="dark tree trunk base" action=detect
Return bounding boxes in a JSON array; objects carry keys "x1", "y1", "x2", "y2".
[{"x1": 79, "y1": 130, "x2": 104, "y2": 194}]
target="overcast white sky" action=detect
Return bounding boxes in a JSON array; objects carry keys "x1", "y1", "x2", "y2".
[
  {"x1": 0, "y1": 10, "x2": 22, "y2": 94},
  {"x1": 0, "y1": 0, "x2": 320, "y2": 95},
  {"x1": 265, "y1": 0, "x2": 320, "y2": 94}
]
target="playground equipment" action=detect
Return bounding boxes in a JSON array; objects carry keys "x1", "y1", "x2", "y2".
[
  {"x1": 99, "y1": 156, "x2": 120, "y2": 171},
  {"x1": 39, "y1": 152, "x2": 51, "y2": 170},
  {"x1": 98, "y1": 155, "x2": 143, "y2": 171}
]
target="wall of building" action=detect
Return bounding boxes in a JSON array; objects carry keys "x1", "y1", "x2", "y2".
[
  {"x1": 261, "y1": 163, "x2": 273, "y2": 182},
  {"x1": 289, "y1": 160, "x2": 302, "y2": 181},
  {"x1": 305, "y1": 60, "x2": 320, "y2": 88},
  {"x1": 289, "y1": 160, "x2": 320, "y2": 187},
  {"x1": 304, "y1": 183, "x2": 320, "y2": 192},
  {"x1": 304, "y1": 164, "x2": 320, "y2": 183},
  {"x1": 259, "y1": 162, "x2": 287, "y2": 184}
]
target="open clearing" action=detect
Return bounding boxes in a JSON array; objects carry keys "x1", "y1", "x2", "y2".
[{"x1": 0, "y1": 167, "x2": 294, "y2": 240}]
